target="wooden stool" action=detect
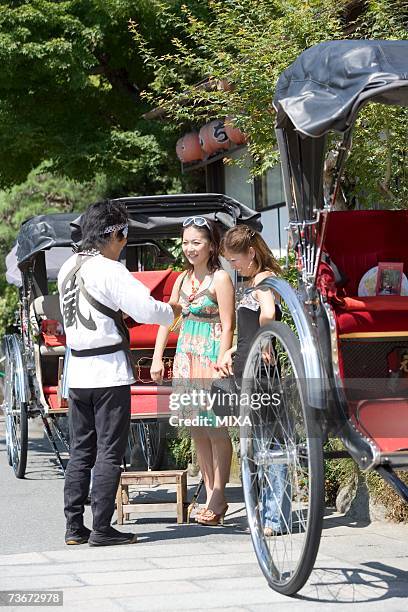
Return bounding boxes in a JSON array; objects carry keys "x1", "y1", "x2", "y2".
[{"x1": 116, "y1": 470, "x2": 188, "y2": 524}]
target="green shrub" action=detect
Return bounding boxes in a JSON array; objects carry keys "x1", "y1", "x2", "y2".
[{"x1": 167, "y1": 428, "x2": 193, "y2": 469}]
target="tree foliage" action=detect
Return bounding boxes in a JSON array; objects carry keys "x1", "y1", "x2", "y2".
[
  {"x1": 0, "y1": 166, "x2": 107, "y2": 268},
  {"x1": 132, "y1": 0, "x2": 408, "y2": 207},
  {"x1": 0, "y1": 0, "x2": 193, "y2": 193}
]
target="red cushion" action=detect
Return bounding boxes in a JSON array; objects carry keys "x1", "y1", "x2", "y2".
[
  {"x1": 130, "y1": 385, "x2": 172, "y2": 417},
  {"x1": 41, "y1": 333, "x2": 66, "y2": 347},
  {"x1": 128, "y1": 323, "x2": 179, "y2": 349},
  {"x1": 43, "y1": 385, "x2": 172, "y2": 417},
  {"x1": 40, "y1": 319, "x2": 66, "y2": 347},
  {"x1": 127, "y1": 270, "x2": 182, "y2": 348},
  {"x1": 131, "y1": 270, "x2": 173, "y2": 294},
  {"x1": 342, "y1": 296, "x2": 408, "y2": 311},
  {"x1": 352, "y1": 398, "x2": 408, "y2": 453},
  {"x1": 335, "y1": 296, "x2": 408, "y2": 336}
]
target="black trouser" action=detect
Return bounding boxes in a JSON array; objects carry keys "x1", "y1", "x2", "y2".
[{"x1": 64, "y1": 385, "x2": 131, "y2": 532}]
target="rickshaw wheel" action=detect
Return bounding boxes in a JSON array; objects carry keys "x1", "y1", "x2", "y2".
[
  {"x1": 128, "y1": 421, "x2": 165, "y2": 470},
  {"x1": 5, "y1": 363, "x2": 28, "y2": 479},
  {"x1": 240, "y1": 322, "x2": 324, "y2": 596}
]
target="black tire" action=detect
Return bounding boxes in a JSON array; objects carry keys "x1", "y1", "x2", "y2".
[
  {"x1": 127, "y1": 421, "x2": 165, "y2": 470},
  {"x1": 240, "y1": 321, "x2": 324, "y2": 596}
]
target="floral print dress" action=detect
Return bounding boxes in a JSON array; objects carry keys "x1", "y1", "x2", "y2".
[{"x1": 172, "y1": 274, "x2": 221, "y2": 424}]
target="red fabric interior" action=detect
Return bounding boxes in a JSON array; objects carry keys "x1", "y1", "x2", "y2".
[
  {"x1": 130, "y1": 269, "x2": 173, "y2": 293},
  {"x1": 127, "y1": 270, "x2": 182, "y2": 348},
  {"x1": 44, "y1": 384, "x2": 172, "y2": 417},
  {"x1": 323, "y1": 210, "x2": 408, "y2": 296},
  {"x1": 335, "y1": 305, "x2": 408, "y2": 336},
  {"x1": 351, "y1": 398, "x2": 408, "y2": 452},
  {"x1": 319, "y1": 211, "x2": 408, "y2": 335},
  {"x1": 42, "y1": 332, "x2": 67, "y2": 347}
]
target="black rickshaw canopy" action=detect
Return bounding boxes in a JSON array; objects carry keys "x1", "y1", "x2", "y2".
[
  {"x1": 273, "y1": 39, "x2": 408, "y2": 221},
  {"x1": 12, "y1": 193, "x2": 261, "y2": 270},
  {"x1": 274, "y1": 39, "x2": 408, "y2": 138}
]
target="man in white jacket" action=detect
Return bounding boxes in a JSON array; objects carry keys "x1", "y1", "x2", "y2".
[{"x1": 58, "y1": 199, "x2": 178, "y2": 547}]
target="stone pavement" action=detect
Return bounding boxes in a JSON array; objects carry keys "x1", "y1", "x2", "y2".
[
  {"x1": 1, "y1": 500, "x2": 408, "y2": 611},
  {"x1": 0, "y1": 417, "x2": 408, "y2": 611}
]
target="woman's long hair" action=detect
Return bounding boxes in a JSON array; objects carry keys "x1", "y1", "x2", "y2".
[
  {"x1": 181, "y1": 219, "x2": 221, "y2": 274},
  {"x1": 222, "y1": 225, "x2": 282, "y2": 275}
]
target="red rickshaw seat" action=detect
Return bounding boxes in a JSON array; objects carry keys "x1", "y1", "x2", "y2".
[
  {"x1": 318, "y1": 211, "x2": 408, "y2": 337},
  {"x1": 44, "y1": 384, "x2": 173, "y2": 417},
  {"x1": 127, "y1": 270, "x2": 181, "y2": 348},
  {"x1": 323, "y1": 210, "x2": 408, "y2": 297},
  {"x1": 335, "y1": 297, "x2": 408, "y2": 337},
  {"x1": 352, "y1": 398, "x2": 408, "y2": 453}
]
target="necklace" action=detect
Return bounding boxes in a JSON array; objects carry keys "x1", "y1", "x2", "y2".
[{"x1": 188, "y1": 274, "x2": 206, "y2": 303}]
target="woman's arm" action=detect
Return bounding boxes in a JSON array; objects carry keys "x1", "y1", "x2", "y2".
[
  {"x1": 213, "y1": 270, "x2": 235, "y2": 368},
  {"x1": 255, "y1": 272, "x2": 276, "y2": 327},
  {"x1": 151, "y1": 272, "x2": 185, "y2": 383}
]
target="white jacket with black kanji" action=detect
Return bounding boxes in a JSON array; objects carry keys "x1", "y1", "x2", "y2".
[{"x1": 57, "y1": 253, "x2": 173, "y2": 388}]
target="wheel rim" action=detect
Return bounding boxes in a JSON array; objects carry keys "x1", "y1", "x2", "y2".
[
  {"x1": 4, "y1": 361, "x2": 24, "y2": 473},
  {"x1": 240, "y1": 327, "x2": 315, "y2": 588}
]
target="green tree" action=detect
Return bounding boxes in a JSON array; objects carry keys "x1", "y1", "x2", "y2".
[
  {"x1": 132, "y1": 0, "x2": 408, "y2": 207},
  {"x1": 0, "y1": 0, "x2": 196, "y2": 194},
  {"x1": 0, "y1": 165, "x2": 107, "y2": 268},
  {"x1": 0, "y1": 167, "x2": 108, "y2": 337}
]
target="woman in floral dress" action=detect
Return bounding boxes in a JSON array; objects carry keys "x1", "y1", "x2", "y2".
[{"x1": 151, "y1": 217, "x2": 235, "y2": 525}]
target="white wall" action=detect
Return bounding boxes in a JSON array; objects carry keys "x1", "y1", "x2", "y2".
[{"x1": 260, "y1": 205, "x2": 289, "y2": 260}]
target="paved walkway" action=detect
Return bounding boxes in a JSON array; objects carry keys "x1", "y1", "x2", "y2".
[{"x1": 0, "y1": 417, "x2": 407, "y2": 611}]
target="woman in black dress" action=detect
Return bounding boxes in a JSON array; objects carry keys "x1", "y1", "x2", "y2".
[{"x1": 218, "y1": 225, "x2": 291, "y2": 535}]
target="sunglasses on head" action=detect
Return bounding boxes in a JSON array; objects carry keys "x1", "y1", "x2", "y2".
[{"x1": 182, "y1": 216, "x2": 211, "y2": 230}]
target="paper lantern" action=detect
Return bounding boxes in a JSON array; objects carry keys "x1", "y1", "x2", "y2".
[
  {"x1": 224, "y1": 117, "x2": 247, "y2": 145},
  {"x1": 199, "y1": 120, "x2": 230, "y2": 155},
  {"x1": 176, "y1": 132, "x2": 203, "y2": 163}
]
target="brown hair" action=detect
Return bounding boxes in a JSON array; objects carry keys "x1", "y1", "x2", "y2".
[
  {"x1": 222, "y1": 225, "x2": 282, "y2": 276},
  {"x1": 181, "y1": 219, "x2": 221, "y2": 274}
]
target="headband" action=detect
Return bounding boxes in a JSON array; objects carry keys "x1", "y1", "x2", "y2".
[{"x1": 103, "y1": 223, "x2": 128, "y2": 235}]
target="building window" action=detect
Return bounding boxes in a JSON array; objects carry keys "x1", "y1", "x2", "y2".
[
  {"x1": 224, "y1": 149, "x2": 255, "y2": 209},
  {"x1": 256, "y1": 164, "x2": 285, "y2": 211}
]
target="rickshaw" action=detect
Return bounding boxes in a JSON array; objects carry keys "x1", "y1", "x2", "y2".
[
  {"x1": 240, "y1": 39, "x2": 408, "y2": 595},
  {"x1": 2, "y1": 193, "x2": 260, "y2": 478}
]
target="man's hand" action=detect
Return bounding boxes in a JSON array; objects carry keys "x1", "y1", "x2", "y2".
[{"x1": 150, "y1": 358, "x2": 165, "y2": 383}]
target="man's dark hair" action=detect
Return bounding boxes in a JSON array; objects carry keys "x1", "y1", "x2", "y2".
[{"x1": 81, "y1": 200, "x2": 128, "y2": 251}]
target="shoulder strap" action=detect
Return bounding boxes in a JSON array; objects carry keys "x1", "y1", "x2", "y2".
[
  {"x1": 76, "y1": 272, "x2": 123, "y2": 327},
  {"x1": 178, "y1": 270, "x2": 190, "y2": 295},
  {"x1": 66, "y1": 256, "x2": 135, "y2": 374}
]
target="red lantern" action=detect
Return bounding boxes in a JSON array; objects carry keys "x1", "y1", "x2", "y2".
[
  {"x1": 224, "y1": 117, "x2": 247, "y2": 145},
  {"x1": 176, "y1": 132, "x2": 203, "y2": 163},
  {"x1": 199, "y1": 120, "x2": 230, "y2": 155}
]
